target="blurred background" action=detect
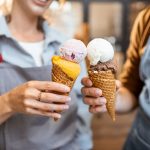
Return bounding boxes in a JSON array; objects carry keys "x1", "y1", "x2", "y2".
[
  {"x1": 47, "y1": 1, "x2": 149, "y2": 149},
  {"x1": 0, "y1": 0, "x2": 149, "y2": 149}
]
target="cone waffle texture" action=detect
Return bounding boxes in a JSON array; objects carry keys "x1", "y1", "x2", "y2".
[
  {"x1": 52, "y1": 64, "x2": 75, "y2": 121},
  {"x1": 88, "y1": 70, "x2": 116, "y2": 121}
]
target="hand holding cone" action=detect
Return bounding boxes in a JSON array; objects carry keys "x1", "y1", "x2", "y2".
[
  {"x1": 52, "y1": 57, "x2": 80, "y2": 121},
  {"x1": 51, "y1": 39, "x2": 87, "y2": 121},
  {"x1": 87, "y1": 38, "x2": 117, "y2": 121}
]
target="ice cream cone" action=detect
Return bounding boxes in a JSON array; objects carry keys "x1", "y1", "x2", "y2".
[
  {"x1": 87, "y1": 38, "x2": 117, "y2": 121},
  {"x1": 88, "y1": 70, "x2": 116, "y2": 121},
  {"x1": 51, "y1": 39, "x2": 87, "y2": 121},
  {"x1": 52, "y1": 55, "x2": 81, "y2": 121}
]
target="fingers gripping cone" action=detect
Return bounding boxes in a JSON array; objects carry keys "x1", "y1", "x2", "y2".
[
  {"x1": 88, "y1": 70, "x2": 116, "y2": 121},
  {"x1": 52, "y1": 64, "x2": 75, "y2": 121}
]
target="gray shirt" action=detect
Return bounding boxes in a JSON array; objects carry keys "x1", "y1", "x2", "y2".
[{"x1": 0, "y1": 15, "x2": 92, "y2": 149}]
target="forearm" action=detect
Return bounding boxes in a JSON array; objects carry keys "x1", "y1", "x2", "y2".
[
  {"x1": 115, "y1": 87, "x2": 138, "y2": 114},
  {"x1": 0, "y1": 94, "x2": 13, "y2": 125}
]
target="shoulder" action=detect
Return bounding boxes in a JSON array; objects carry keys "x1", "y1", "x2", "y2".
[
  {"x1": 133, "y1": 7, "x2": 150, "y2": 38},
  {"x1": 137, "y1": 7, "x2": 150, "y2": 53},
  {"x1": 130, "y1": 7, "x2": 150, "y2": 54},
  {"x1": 137, "y1": 6, "x2": 150, "y2": 23}
]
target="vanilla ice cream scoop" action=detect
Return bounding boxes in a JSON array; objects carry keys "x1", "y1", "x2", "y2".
[
  {"x1": 87, "y1": 38, "x2": 114, "y2": 65},
  {"x1": 60, "y1": 39, "x2": 87, "y2": 63}
]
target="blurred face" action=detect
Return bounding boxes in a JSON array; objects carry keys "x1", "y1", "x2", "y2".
[{"x1": 14, "y1": 0, "x2": 52, "y2": 16}]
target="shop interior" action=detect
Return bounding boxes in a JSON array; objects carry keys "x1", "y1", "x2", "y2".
[{"x1": 0, "y1": 0, "x2": 149, "y2": 149}]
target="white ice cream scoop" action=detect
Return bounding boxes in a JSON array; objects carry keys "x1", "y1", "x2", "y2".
[{"x1": 87, "y1": 38, "x2": 114, "y2": 66}]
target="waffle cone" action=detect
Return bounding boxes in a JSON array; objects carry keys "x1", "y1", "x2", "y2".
[
  {"x1": 88, "y1": 70, "x2": 116, "y2": 121},
  {"x1": 52, "y1": 64, "x2": 76, "y2": 121}
]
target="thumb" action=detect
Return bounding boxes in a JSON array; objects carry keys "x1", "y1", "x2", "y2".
[{"x1": 115, "y1": 80, "x2": 122, "y2": 91}]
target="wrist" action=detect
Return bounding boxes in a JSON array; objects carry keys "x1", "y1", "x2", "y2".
[
  {"x1": 0, "y1": 94, "x2": 14, "y2": 115},
  {"x1": 115, "y1": 87, "x2": 137, "y2": 114}
]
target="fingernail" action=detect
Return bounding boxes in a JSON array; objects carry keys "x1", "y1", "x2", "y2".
[
  {"x1": 96, "y1": 90, "x2": 101, "y2": 96},
  {"x1": 67, "y1": 97, "x2": 71, "y2": 102},
  {"x1": 88, "y1": 80, "x2": 92, "y2": 86},
  {"x1": 64, "y1": 105, "x2": 69, "y2": 110},
  {"x1": 100, "y1": 97, "x2": 107, "y2": 104},
  {"x1": 57, "y1": 114, "x2": 61, "y2": 119},
  {"x1": 65, "y1": 87, "x2": 70, "y2": 92}
]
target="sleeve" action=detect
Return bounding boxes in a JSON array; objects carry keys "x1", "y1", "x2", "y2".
[{"x1": 119, "y1": 9, "x2": 149, "y2": 98}]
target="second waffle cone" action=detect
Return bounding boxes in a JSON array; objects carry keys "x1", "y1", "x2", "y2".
[{"x1": 88, "y1": 70, "x2": 116, "y2": 121}]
